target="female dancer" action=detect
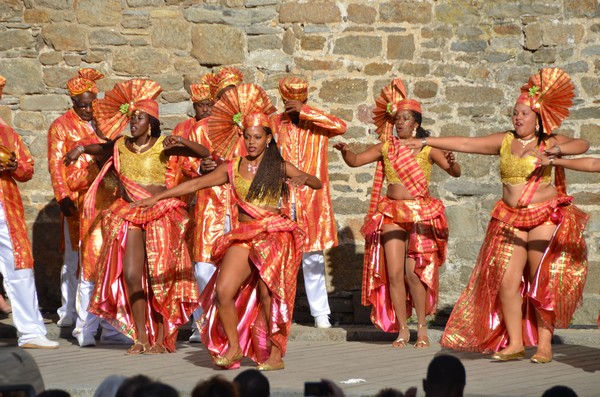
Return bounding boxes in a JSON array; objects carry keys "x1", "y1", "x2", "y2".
[
  {"x1": 402, "y1": 68, "x2": 589, "y2": 363},
  {"x1": 333, "y1": 83, "x2": 460, "y2": 348},
  {"x1": 65, "y1": 79, "x2": 209, "y2": 354},
  {"x1": 133, "y1": 104, "x2": 321, "y2": 370}
]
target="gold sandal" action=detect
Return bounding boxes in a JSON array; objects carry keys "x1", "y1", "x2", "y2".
[
  {"x1": 145, "y1": 343, "x2": 167, "y2": 355},
  {"x1": 392, "y1": 327, "x2": 410, "y2": 348},
  {"x1": 414, "y1": 324, "x2": 430, "y2": 348},
  {"x1": 126, "y1": 340, "x2": 150, "y2": 355}
]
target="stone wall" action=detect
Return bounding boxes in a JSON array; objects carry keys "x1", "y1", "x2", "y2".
[{"x1": 0, "y1": 0, "x2": 598, "y2": 325}]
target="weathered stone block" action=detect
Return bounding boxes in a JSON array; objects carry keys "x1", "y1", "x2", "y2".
[
  {"x1": 248, "y1": 35, "x2": 282, "y2": 52},
  {"x1": 493, "y1": 23, "x2": 521, "y2": 36},
  {"x1": 532, "y1": 47, "x2": 557, "y2": 63},
  {"x1": 364, "y1": 63, "x2": 392, "y2": 76},
  {"x1": 184, "y1": 5, "x2": 277, "y2": 25},
  {"x1": 39, "y1": 51, "x2": 63, "y2": 66},
  {"x1": 191, "y1": 24, "x2": 245, "y2": 65},
  {"x1": 24, "y1": 8, "x2": 50, "y2": 23},
  {"x1": 330, "y1": 108, "x2": 353, "y2": 124},
  {"x1": 42, "y1": 66, "x2": 78, "y2": 89},
  {"x1": 121, "y1": 10, "x2": 150, "y2": 29},
  {"x1": 543, "y1": 24, "x2": 584, "y2": 46},
  {"x1": 126, "y1": 0, "x2": 164, "y2": 6},
  {"x1": 113, "y1": 47, "x2": 172, "y2": 74},
  {"x1": 151, "y1": 18, "x2": 191, "y2": 50},
  {"x1": 523, "y1": 23, "x2": 543, "y2": 50},
  {"x1": 0, "y1": 30, "x2": 35, "y2": 51},
  {"x1": 63, "y1": 54, "x2": 81, "y2": 66},
  {"x1": 300, "y1": 35, "x2": 325, "y2": 51},
  {"x1": 42, "y1": 24, "x2": 88, "y2": 51},
  {"x1": 245, "y1": 0, "x2": 279, "y2": 6},
  {"x1": 294, "y1": 57, "x2": 343, "y2": 71},
  {"x1": 347, "y1": 4, "x2": 376, "y2": 25},
  {"x1": 279, "y1": 2, "x2": 341, "y2": 24},
  {"x1": 450, "y1": 40, "x2": 487, "y2": 53},
  {"x1": 33, "y1": 0, "x2": 73, "y2": 9},
  {"x1": 0, "y1": 59, "x2": 45, "y2": 95},
  {"x1": 387, "y1": 34, "x2": 415, "y2": 60},
  {"x1": 414, "y1": 81, "x2": 438, "y2": 99},
  {"x1": 13, "y1": 111, "x2": 47, "y2": 131},
  {"x1": 20, "y1": 94, "x2": 70, "y2": 111},
  {"x1": 396, "y1": 62, "x2": 430, "y2": 77},
  {"x1": 89, "y1": 29, "x2": 127, "y2": 46},
  {"x1": 75, "y1": 0, "x2": 121, "y2": 27},
  {"x1": 319, "y1": 79, "x2": 368, "y2": 105},
  {"x1": 435, "y1": 3, "x2": 480, "y2": 25},
  {"x1": 327, "y1": 242, "x2": 364, "y2": 290},
  {"x1": 0, "y1": 0, "x2": 23, "y2": 22},
  {"x1": 333, "y1": 35, "x2": 382, "y2": 58},
  {"x1": 446, "y1": 85, "x2": 504, "y2": 104},
  {"x1": 564, "y1": 0, "x2": 598, "y2": 17},
  {"x1": 380, "y1": 1, "x2": 431, "y2": 24}
]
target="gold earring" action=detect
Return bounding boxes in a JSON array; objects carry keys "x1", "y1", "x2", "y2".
[{"x1": 535, "y1": 124, "x2": 539, "y2": 132}]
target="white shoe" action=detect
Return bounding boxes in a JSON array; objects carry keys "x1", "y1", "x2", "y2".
[
  {"x1": 100, "y1": 331, "x2": 132, "y2": 345},
  {"x1": 189, "y1": 329, "x2": 201, "y2": 343},
  {"x1": 21, "y1": 336, "x2": 59, "y2": 349},
  {"x1": 56, "y1": 316, "x2": 73, "y2": 327},
  {"x1": 315, "y1": 315, "x2": 332, "y2": 329},
  {"x1": 76, "y1": 333, "x2": 96, "y2": 347}
]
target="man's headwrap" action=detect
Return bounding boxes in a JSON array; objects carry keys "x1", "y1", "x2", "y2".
[
  {"x1": 372, "y1": 78, "x2": 408, "y2": 141},
  {"x1": 207, "y1": 83, "x2": 277, "y2": 160},
  {"x1": 279, "y1": 76, "x2": 308, "y2": 102},
  {"x1": 94, "y1": 79, "x2": 162, "y2": 138},
  {"x1": 516, "y1": 67, "x2": 575, "y2": 134},
  {"x1": 214, "y1": 66, "x2": 244, "y2": 98},
  {"x1": 67, "y1": 68, "x2": 104, "y2": 97},
  {"x1": 0, "y1": 75, "x2": 5, "y2": 97},
  {"x1": 190, "y1": 73, "x2": 217, "y2": 103}
]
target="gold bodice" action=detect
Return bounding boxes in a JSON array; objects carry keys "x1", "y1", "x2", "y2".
[
  {"x1": 233, "y1": 157, "x2": 280, "y2": 208},
  {"x1": 118, "y1": 136, "x2": 168, "y2": 185},
  {"x1": 499, "y1": 133, "x2": 551, "y2": 185},
  {"x1": 383, "y1": 141, "x2": 432, "y2": 185}
]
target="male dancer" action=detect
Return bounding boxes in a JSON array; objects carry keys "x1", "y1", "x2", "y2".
[{"x1": 271, "y1": 76, "x2": 346, "y2": 328}]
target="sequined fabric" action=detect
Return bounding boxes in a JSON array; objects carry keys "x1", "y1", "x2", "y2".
[
  {"x1": 441, "y1": 197, "x2": 588, "y2": 353},
  {"x1": 0, "y1": 125, "x2": 34, "y2": 270},
  {"x1": 500, "y1": 133, "x2": 551, "y2": 185},
  {"x1": 118, "y1": 136, "x2": 168, "y2": 186},
  {"x1": 271, "y1": 105, "x2": 346, "y2": 251},
  {"x1": 384, "y1": 143, "x2": 431, "y2": 184},
  {"x1": 199, "y1": 160, "x2": 304, "y2": 364},
  {"x1": 233, "y1": 157, "x2": 280, "y2": 208}
]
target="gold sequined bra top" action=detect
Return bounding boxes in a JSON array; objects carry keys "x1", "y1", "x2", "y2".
[
  {"x1": 499, "y1": 133, "x2": 551, "y2": 185},
  {"x1": 233, "y1": 157, "x2": 281, "y2": 208},
  {"x1": 383, "y1": 141, "x2": 432, "y2": 184},
  {"x1": 118, "y1": 135, "x2": 168, "y2": 186}
]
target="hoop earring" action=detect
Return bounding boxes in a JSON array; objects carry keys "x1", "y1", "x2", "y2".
[{"x1": 412, "y1": 128, "x2": 417, "y2": 137}]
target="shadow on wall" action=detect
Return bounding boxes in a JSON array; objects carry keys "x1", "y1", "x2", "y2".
[{"x1": 31, "y1": 200, "x2": 64, "y2": 311}]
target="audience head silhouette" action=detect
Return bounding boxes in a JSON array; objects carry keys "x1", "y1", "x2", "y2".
[
  {"x1": 233, "y1": 369, "x2": 270, "y2": 397},
  {"x1": 423, "y1": 355, "x2": 465, "y2": 397}
]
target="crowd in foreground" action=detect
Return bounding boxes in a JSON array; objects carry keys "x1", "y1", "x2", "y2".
[{"x1": 0, "y1": 63, "x2": 598, "y2": 374}]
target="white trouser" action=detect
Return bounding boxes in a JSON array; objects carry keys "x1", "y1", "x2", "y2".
[
  {"x1": 0, "y1": 203, "x2": 47, "y2": 345},
  {"x1": 302, "y1": 250, "x2": 331, "y2": 317},
  {"x1": 191, "y1": 214, "x2": 230, "y2": 324},
  {"x1": 57, "y1": 218, "x2": 78, "y2": 321}
]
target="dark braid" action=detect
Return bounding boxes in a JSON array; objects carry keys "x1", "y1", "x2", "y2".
[
  {"x1": 149, "y1": 115, "x2": 161, "y2": 137},
  {"x1": 246, "y1": 127, "x2": 289, "y2": 203},
  {"x1": 410, "y1": 110, "x2": 431, "y2": 138}
]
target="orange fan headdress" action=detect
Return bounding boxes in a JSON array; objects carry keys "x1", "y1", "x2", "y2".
[
  {"x1": 94, "y1": 79, "x2": 162, "y2": 138},
  {"x1": 372, "y1": 78, "x2": 407, "y2": 141},
  {"x1": 516, "y1": 67, "x2": 574, "y2": 134},
  {"x1": 214, "y1": 66, "x2": 244, "y2": 98},
  {"x1": 208, "y1": 83, "x2": 276, "y2": 160},
  {"x1": 279, "y1": 76, "x2": 308, "y2": 102},
  {"x1": 67, "y1": 68, "x2": 104, "y2": 97},
  {"x1": 190, "y1": 73, "x2": 218, "y2": 103},
  {"x1": 0, "y1": 75, "x2": 5, "y2": 98}
]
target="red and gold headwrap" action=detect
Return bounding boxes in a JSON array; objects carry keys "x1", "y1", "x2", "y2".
[
  {"x1": 373, "y1": 78, "x2": 408, "y2": 141},
  {"x1": 94, "y1": 79, "x2": 162, "y2": 137},
  {"x1": 214, "y1": 66, "x2": 244, "y2": 97},
  {"x1": 208, "y1": 83, "x2": 277, "y2": 160},
  {"x1": 67, "y1": 68, "x2": 104, "y2": 97},
  {"x1": 244, "y1": 113, "x2": 271, "y2": 129},
  {"x1": 516, "y1": 67, "x2": 575, "y2": 134},
  {"x1": 190, "y1": 73, "x2": 217, "y2": 103},
  {"x1": 279, "y1": 76, "x2": 308, "y2": 102},
  {"x1": 0, "y1": 75, "x2": 5, "y2": 97},
  {"x1": 391, "y1": 98, "x2": 422, "y2": 115}
]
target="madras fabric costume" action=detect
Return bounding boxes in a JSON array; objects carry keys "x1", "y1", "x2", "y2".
[
  {"x1": 85, "y1": 80, "x2": 198, "y2": 352},
  {"x1": 441, "y1": 68, "x2": 588, "y2": 352},
  {"x1": 271, "y1": 76, "x2": 347, "y2": 319},
  {"x1": 47, "y1": 68, "x2": 104, "y2": 326},
  {"x1": 199, "y1": 158, "x2": 304, "y2": 365},
  {"x1": 0, "y1": 122, "x2": 50, "y2": 346}
]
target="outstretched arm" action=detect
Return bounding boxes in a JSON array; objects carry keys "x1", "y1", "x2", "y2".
[
  {"x1": 534, "y1": 154, "x2": 600, "y2": 172},
  {"x1": 162, "y1": 135, "x2": 210, "y2": 158},
  {"x1": 401, "y1": 132, "x2": 505, "y2": 155},
  {"x1": 64, "y1": 141, "x2": 114, "y2": 166},
  {"x1": 131, "y1": 162, "x2": 230, "y2": 209},
  {"x1": 545, "y1": 135, "x2": 589, "y2": 156},
  {"x1": 333, "y1": 142, "x2": 383, "y2": 167},
  {"x1": 430, "y1": 148, "x2": 461, "y2": 177},
  {"x1": 285, "y1": 162, "x2": 322, "y2": 190}
]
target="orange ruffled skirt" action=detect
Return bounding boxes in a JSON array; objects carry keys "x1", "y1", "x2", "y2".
[
  {"x1": 361, "y1": 196, "x2": 448, "y2": 333},
  {"x1": 441, "y1": 196, "x2": 588, "y2": 353}
]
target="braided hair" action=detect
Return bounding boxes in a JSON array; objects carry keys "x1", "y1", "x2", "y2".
[{"x1": 245, "y1": 127, "x2": 289, "y2": 204}]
